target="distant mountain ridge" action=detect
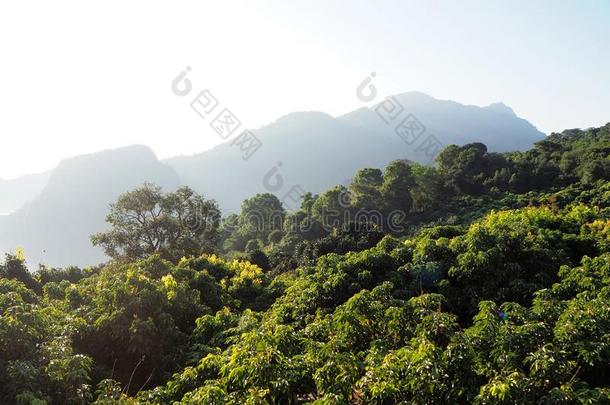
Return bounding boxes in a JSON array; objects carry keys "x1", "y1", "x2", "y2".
[
  {"x1": 167, "y1": 92, "x2": 544, "y2": 212},
  {"x1": 340, "y1": 92, "x2": 542, "y2": 153},
  {"x1": 0, "y1": 146, "x2": 180, "y2": 267},
  {"x1": 0, "y1": 172, "x2": 50, "y2": 214},
  {"x1": 0, "y1": 92, "x2": 545, "y2": 267}
]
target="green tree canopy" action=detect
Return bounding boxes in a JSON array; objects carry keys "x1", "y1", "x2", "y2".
[{"x1": 91, "y1": 184, "x2": 220, "y2": 262}]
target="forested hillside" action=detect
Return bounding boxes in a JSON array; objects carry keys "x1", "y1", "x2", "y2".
[{"x1": 0, "y1": 124, "x2": 609, "y2": 404}]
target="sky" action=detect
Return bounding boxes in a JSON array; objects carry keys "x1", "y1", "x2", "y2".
[{"x1": 0, "y1": 0, "x2": 609, "y2": 179}]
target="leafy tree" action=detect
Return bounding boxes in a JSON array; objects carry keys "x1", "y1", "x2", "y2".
[
  {"x1": 91, "y1": 184, "x2": 220, "y2": 262},
  {"x1": 381, "y1": 159, "x2": 416, "y2": 214},
  {"x1": 223, "y1": 193, "x2": 285, "y2": 252},
  {"x1": 349, "y1": 167, "x2": 383, "y2": 210}
]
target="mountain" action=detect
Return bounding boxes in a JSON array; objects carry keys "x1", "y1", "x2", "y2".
[
  {"x1": 0, "y1": 92, "x2": 544, "y2": 267},
  {"x1": 340, "y1": 92, "x2": 543, "y2": 153},
  {"x1": 0, "y1": 145, "x2": 180, "y2": 267},
  {"x1": 0, "y1": 172, "x2": 51, "y2": 214},
  {"x1": 165, "y1": 111, "x2": 401, "y2": 213},
  {"x1": 166, "y1": 92, "x2": 544, "y2": 212}
]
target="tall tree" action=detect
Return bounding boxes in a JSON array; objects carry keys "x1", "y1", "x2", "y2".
[
  {"x1": 349, "y1": 168, "x2": 383, "y2": 210},
  {"x1": 91, "y1": 184, "x2": 220, "y2": 261},
  {"x1": 381, "y1": 160, "x2": 416, "y2": 215}
]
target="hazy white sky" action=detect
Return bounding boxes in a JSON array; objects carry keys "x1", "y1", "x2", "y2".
[{"x1": 1, "y1": 0, "x2": 609, "y2": 179}]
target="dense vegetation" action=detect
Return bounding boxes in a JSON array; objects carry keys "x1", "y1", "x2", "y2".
[{"x1": 1, "y1": 124, "x2": 609, "y2": 404}]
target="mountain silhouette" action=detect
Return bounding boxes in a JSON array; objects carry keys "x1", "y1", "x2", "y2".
[
  {"x1": 167, "y1": 92, "x2": 544, "y2": 212},
  {"x1": 0, "y1": 92, "x2": 544, "y2": 267},
  {"x1": 0, "y1": 172, "x2": 50, "y2": 214},
  {"x1": 0, "y1": 145, "x2": 179, "y2": 267}
]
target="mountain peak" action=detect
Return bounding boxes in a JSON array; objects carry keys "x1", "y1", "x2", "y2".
[
  {"x1": 486, "y1": 102, "x2": 516, "y2": 116},
  {"x1": 273, "y1": 111, "x2": 334, "y2": 126},
  {"x1": 391, "y1": 91, "x2": 436, "y2": 103},
  {"x1": 58, "y1": 144, "x2": 157, "y2": 166}
]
